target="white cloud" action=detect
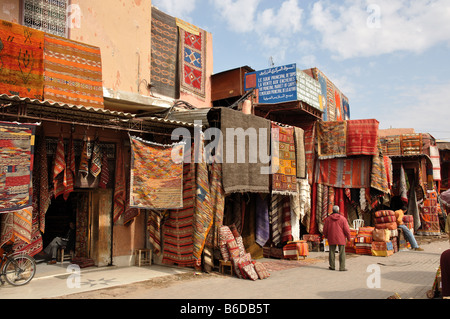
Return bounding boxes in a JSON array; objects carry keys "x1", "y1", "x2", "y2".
[
  {"x1": 309, "y1": 0, "x2": 450, "y2": 59},
  {"x1": 211, "y1": 0, "x2": 304, "y2": 65},
  {"x1": 372, "y1": 81, "x2": 450, "y2": 138},
  {"x1": 152, "y1": 0, "x2": 197, "y2": 20}
]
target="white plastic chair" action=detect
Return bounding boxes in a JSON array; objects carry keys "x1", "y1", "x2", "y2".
[{"x1": 352, "y1": 219, "x2": 364, "y2": 230}]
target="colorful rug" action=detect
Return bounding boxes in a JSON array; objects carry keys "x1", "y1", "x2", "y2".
[
  {"x1": 208, "y1": 107, "x2": 271, "y2": 194},
  {"x1": 129, "y1": 136, "x2": 184, "y2": 210},
  {"x1": 89, "y1": 137, "x2": 102, "y2": 178},
  {"x1": 35, "y1": 133, "x2": 50, "y2": 233},
  {"x1": 52, "y1": 133, "x2": 65, "y2": 199},
  {"x1": 401, "y1": 134, "x2": 422, "y2": 156},
  {"x1": 346, "y1": 119, "x2": 379, "y2": 156},
  {"x1": 12, "y1": 206, "x2": 43, "y2": 257},
  {"x1": 381, "y1": 135, "x2": 401, "y2": 156},
  {"x1": 148, "y1": 210, "x2": 165, "y2": 256},
  {"x1": 371, "y1": 139, "x2": 389, "y2": 194},
  {"x1": 255, "y1": 194, "x2": 270, "y2": 247},
  {"x1": 271, "y1": 122, "x2": 297, "y2": 195},
  {"x1": 316, "y1": 121, "x2": 347, "y2": 159},
  {"x1": 180, "y1": 27, "x2": 206, "y2": 99},
  {"x1": 43, "y1": 33, "x2": 104, "y2": 108},
  {"x1": 0, "y1": 206, "x2": 32, "y2": 247},
  {"x1": 417, "y1": 190, "x2": 441, "y2": 236},
  {"x1": 192, "y1": 137, "x2": 213, "y2": 265},
  {"x1": 151, "y1": 8, "x2": 178, "y2": 99},
  {"x1": 63, "y1": 133, "x2": 75, "y2": 200},
  {"x1": 162, "y1": 153, "x2": 196, "y2": 268},
  {"x1": 294, "y1": 127, "x2": 306, "y2": 179},
  {"x1": 269, "y1": 195, "x2": 286, "y2": 246},
  {"x1": 0, "y1": 121, "x2": 37, "y2": 212},
  {"x1": 317, "y1": 157, "x2": 371, "y2": 188},
  {"x1": 429, "y1": 145, "x2": 441, "y2": 181},
  {"x1": 112, "y1": 140, "x2": 125, "y2": 223},
  {"x1": 0, "y1": 20, "x2": 44, "y2": 99}
]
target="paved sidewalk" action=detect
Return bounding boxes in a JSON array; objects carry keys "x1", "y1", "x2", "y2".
[{"x1": 1, "y1": 237, "x2": 449, "y2": 299}]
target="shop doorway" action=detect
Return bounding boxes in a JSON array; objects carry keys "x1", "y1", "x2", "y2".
[{"x1": 43, "y1": 189, "x2": 113, "y2": 267}]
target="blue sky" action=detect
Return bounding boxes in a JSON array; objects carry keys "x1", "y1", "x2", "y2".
[{"x1": 152, "y1": 0, "x2": 450, "y2": 141}]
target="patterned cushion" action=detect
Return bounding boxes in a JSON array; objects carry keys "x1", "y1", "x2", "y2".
[
  {"x1": 240, "y1": 261, "x2": 258, "y2": 281},
  {"x1": 375, "y1": 222, "x2": 398, "y2": 230},
  {"x1": 232, "y1": 253, "x2": 252, "y2": 279},
  {"x1": 374, "y1": 210, "x2": 395, "y2": 218},
  {"x1": 235, "y1": 236, "x2": 246, "y2": 256},
  {"x1": 253, "y1": 261, "x2": 270, "y2": 279},
  {"x1": 220, "y1": 243, "x2": 230, "y2": 262},
  {"x1": 226, "y1": 238, "x2": 240, "y2": 260}
]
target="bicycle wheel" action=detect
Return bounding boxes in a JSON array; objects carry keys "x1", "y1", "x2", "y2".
[{"x1": 3, "y1": 254, "x2": 36, "y2": 286}]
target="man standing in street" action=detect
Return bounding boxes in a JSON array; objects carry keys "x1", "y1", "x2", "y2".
[{"x1": 323, "y1": 205, "x2": 351, "y2": 271}]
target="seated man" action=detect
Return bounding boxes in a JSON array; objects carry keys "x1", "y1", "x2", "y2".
[
  {"x1": 40, "y1": 221, "x2": 76, "y2": 264},
  {"x1": 395, "y1": 207, "x2": 424, "y2": 251}
]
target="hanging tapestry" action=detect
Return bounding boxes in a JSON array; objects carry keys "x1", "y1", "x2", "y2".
[
  {"x1": 52, "y1": 133, "x2": 65, "y2": 199},
  {"x1": 255, "y1": 194, "x2": 270, "y2": 247},
  {"x1": 89, "y1": 137, "x2": 102, "y2": 178},
  {"x1": 129, "y1": 136, "x2": 184, "y2": 209},
  {"x1": 429, "y1": 145, "x2": 441, "y2": 181},
  {"x1": 297, "y1": 122, "x2": 315, "y2": 185},
  {"x1": 151, "y1": 8, "x2": 178, "y2": 99},
  {"x1": 316, "y1": 121, "x2": 347, "y2": 159},
  {"x1": 147, "y1": 210, "x2": 164, "y2": 256},
  {"x1": 0, "y1": 121, "x2": 37, "y2": 213},
  {"x1": 381, "y1": 135, "x2": 401, "y2": 156},
  {"x1": 346, "y1": 119, "x2": 379, "y2": 156},
  {"x1": 192, "y1": 136, "x2": 213, "y2": 265},
  {"x1": 208, "y1": 107, "x2": 271, "y2": 194},
  {"x1": 63, "y1": 133, "x2": 75, "y2": 200},
  {"x1": 43, "y1": 33, "x2": 104, "y2": 108},
  {"x1": 162, "y1": 151, "x2": 196, "y2": 267},
  {"x1": 326, "y1": 77, "x2": 336, "y2": 121},
  {"x1": 342, "y1": 94, "x2": 350, "y2": 120},
  {"x1": 78, "y1": 136, "x2": 89, "y2": 176},
  {"x1": 180, "y1": 28, "x2": 206, "y2": 99},
  {"x1": 12, "y1": 196, "x2": 43, "y2": 257},
  {"x1": 281, "y1": 197, "x2": 293, "y2": 243},
  {"x1": 371, "y1": 139, "x2": 389, "y2": 194},
  {"x1": 0, "y1": 206, "x2": 32, "y2": 247},
  {"x1": 317, "y1": 157, "x2": 371, "y2": 189},
  {"x1": 401, "y1": 133, "x2": 423, "y2": 156},
  {"x1": 202, "y1": 160, "x2": 225, "y2": 271},
  {"x1": 417, "y1": 190, "x2": 441, "y2": 236},
  {"x1": 0, "y1": 20, "x2": 44, "y2": 99},
  {"x1": 269, "y1": 194, "x2": 286, "y2": 246},
  {"x1": 112, "y1": 141, "x2": 125, "y2": 223},
  {"x1": 98, "y1": 150, "x2": 109, "y2": 188},
  {"x1": 271, "y1": 122, "x2": 297, "y2": 195},
  {"x1": 35, "y1": 134, "x2": 50, "y2": 233},
  {"x1": 293, "y1": 126, "x2": 306, "y2": 179}
]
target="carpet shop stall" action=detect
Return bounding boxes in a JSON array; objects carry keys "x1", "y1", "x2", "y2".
[
  {"x1": 379, "y1": 133, "x2": 446, "y2": 237},
  {"x1": 0, "y1": 93, "x2": 203, "y2": 268}
]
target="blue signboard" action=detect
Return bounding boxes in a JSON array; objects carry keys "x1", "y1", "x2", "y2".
[{"x1": 245, "y1": 64, "x2": 297, "y2": 104}]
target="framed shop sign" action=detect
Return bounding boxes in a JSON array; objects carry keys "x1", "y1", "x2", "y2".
[{"x1": 244, "y1": 63, "x2": 297, "y2": 104}]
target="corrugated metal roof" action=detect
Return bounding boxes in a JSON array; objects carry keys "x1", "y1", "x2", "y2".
[
  {"x1": 0, "y1": 94, "x2": 134, "y2": 118},
  {"x1": 0, "y1": 94, "x2": 199, "y2": 128}
]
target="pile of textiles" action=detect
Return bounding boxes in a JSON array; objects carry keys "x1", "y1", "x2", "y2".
[
  {"x1": 416, "y1": 190, "x2": 441, "y2": 236},
  {"x1": 345, "y1": 228, "x2": 358, "y2": 254},
  {"x1": 219, "y1": 225, "x2": 270, "y2": 280},
  {"x1": 355, "y1": 226, "x2": 374, "y2": 255},
  {"x1": 374, "y1": 210, "x2": 398, "y2": 230},
  {"x1": 371, "y1": 241, "x2": 394, "y2": 257},
  {"x1": 282, "y1": 241, "x2": 309, "y2": 260}
]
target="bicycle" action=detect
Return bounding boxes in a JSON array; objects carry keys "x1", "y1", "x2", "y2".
[{"x1": 0, "y1": 244, "x2": 36, "y2": 286}]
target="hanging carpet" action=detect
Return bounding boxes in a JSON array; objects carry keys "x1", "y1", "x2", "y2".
[
  {"x1": 346, "y1": 119, "x2": 379, "y2": 156},
  {"x1": 43, "y1": 33, "x2": 104, "y2": 108},
  {"x1": 316, "y1": 121, "x2": 347, "y2": 159},
  {"x1": 0, "y1": 121, "x2": 37, "y2": 213},
  {"x1": 207, "y1": 107, "x2": 271, "y2": 194},
  {"x1": 317, "y1": 157, "x2": 371, "y2": 189},
  {"x1": 271, "y1": 122, "x2": 297, "y2": 195},
  {"x1": 129, "y1": 136, "x2": 184, "y2": 210},
  {"x1": 0, "y1": 20, "x2": 44, "y2": 99},
  {"x1": 151, "y1": 8, "x2": 178, "y2": 99},
  {"x1": 162, "y1": 150, "x2": 196, "y2": 267},
  {"x1": 179, "y1": 27, "x2": 206, "y2": 99}
]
